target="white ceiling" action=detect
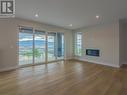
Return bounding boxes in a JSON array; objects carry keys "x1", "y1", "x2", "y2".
[{"x1": 16, "y1": 0, "x2": 127, "y2": 29}]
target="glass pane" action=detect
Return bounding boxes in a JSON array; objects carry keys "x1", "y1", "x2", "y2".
[
  {"x1": 75, "y1": 32, "x2": 82, "y2": 56},
  {"x1": 47, "y1": 33, "x2": 56, "y2": 61},
  {"x1": 19, "y1": 32, "x2": 33, "y2": 65},
  {"x1": 34, "y1": 31, "x2": 46, "y2": 64},
  {"x1": 57, "y1": 33, "x2": 64, "y2": 59}
]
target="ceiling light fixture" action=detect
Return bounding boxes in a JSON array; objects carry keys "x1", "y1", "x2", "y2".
[
  {"x1": 96, "y1": 15, "x2": 100, "y2": 19},
  {"x1": 69, "y1": 24, "x2": 73, "y2": 27},
  {"x1": 35, "y1": 13, "x2": 39, "y2": 18}
]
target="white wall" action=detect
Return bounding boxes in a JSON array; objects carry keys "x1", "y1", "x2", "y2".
[
  {"x1": 125, "y1": 24, "x2": 127, "y2": 64},
  {"x1": 119, "y1": 22, "x2": 127, "y2": 65},
  {"x1": 119, "y1": 21, "x2": 126, "y2": 65},
  {"x1": 73, "y1": 22, "x2": 120, "y2": 68},
  {"x1": 0, "y1": 18, "x2": 73, "y2": 71},
  {"x1": 0, "y1": 18, "x2": 124, "y2": 71}
]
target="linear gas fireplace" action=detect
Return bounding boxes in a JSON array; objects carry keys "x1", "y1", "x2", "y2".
[{"x1": 86, "y1": 49, "x2": 100, "y2": 57}]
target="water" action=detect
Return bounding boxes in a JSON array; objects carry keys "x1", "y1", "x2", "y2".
[{"x1": 19, "y1": 40, "x2": 54, "y2": 48}]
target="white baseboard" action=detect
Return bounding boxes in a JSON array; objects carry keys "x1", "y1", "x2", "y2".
[
  {"x1": 74, "y1": 58, "x2": 120, "y2": 68},
  {"x1": 0, "y1": 66, "x2": 18, "y2": 72}
]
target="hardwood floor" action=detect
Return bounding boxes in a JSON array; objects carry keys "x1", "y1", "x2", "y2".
[{"x1": 0, "y1": 60, "x2": 127, "y2": 95}]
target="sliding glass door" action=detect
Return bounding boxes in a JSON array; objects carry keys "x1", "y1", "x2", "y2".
[
  {"x1": 47, "y1": 32, "x2": 64, "y2": 61},
  {"x1": 34, "y1": 30, "x2": 46, "y2": 64},
  {"x1": 18, "y1": 27, "x2": 64, "y2": 66},
  {"x1": 47, "y1": 32, "x2": 57, "y2": 62},
  {"x1": 19, "y1": 27, "x2": 33, "y2": 65}
]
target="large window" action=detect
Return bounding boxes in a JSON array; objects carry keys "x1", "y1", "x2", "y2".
[
  {"x1": 74, "y1": 32, "x2": 82, "y2": 56},
  {"x1": 18, "y1": 26, "x2": 65, "y2": 66}
]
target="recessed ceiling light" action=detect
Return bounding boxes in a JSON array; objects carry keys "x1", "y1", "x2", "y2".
[
  {"x1": 35, "y1": 13, "x2": 39, "y2": 18},
  {"x1": 96, "y1": 15, "x2": 100, "y2": 19},
  {"x1": 69, "y1": 24, "x2": 73, "y2": 27}
]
